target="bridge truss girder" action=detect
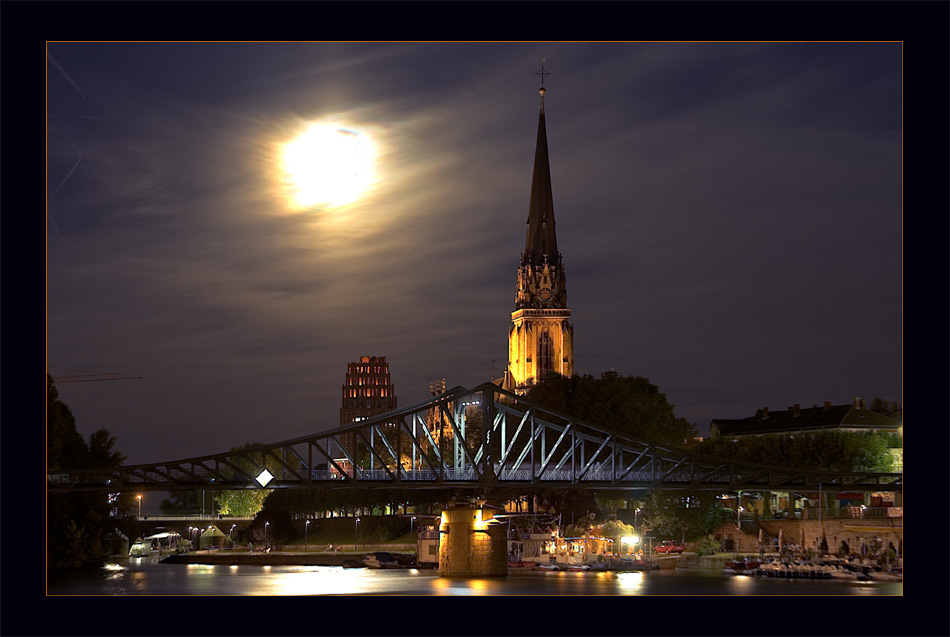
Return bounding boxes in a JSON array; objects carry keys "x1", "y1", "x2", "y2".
[{"x1": 47, "y1": 383, "x2": 902, "y2": 495}]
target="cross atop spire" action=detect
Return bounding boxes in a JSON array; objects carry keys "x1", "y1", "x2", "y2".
[{"x1": 535, "y1": 57, "x2": 551, "y2": 91}]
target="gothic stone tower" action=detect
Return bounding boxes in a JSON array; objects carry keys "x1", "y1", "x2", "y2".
[{"x1": 507, "y1": 81, "x2": 574, "y2": 393}]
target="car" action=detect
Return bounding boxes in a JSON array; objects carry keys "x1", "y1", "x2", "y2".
[{"x1": 655, "y1": 540, "x2": 686, "y2": 554}]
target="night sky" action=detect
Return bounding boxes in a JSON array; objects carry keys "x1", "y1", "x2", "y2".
[{"x1": 46, "y1": 42, "x2": 903, "y2": 467}]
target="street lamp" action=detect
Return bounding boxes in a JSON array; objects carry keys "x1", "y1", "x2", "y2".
[
  {"x1": 305, "y1": 520, "x2": 310, "y2": 551},
  {"x1": 737, "y1": 506, "x2": 744, "y2": 529},
  {"x1": 410, "y1": 516, "x2": 416, "y2": 537},
  {"x1": 355, "y1": 516, "x2": 361, "y2": 547},
  {"x1": 137, "y1": 494, "x2": 142, "y2": 517},
  {"x1": 635, "y1": 507, "x2": 641, "y2": 530},
  {"x1": 265, "y1": 521, "x2": 270, "y2": 549}
]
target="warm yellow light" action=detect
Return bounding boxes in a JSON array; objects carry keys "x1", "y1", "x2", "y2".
[
  {"x1": 282, "y1": 122, "x2": 376, "y2": 208},
  {"x1": 621, "y1": 536, "x2": 640, "y2": 545}
]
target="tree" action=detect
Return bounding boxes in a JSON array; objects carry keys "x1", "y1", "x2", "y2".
[
  {"x1": 696, "y1": 431, "x2": 898, "y2": 473},
  {"x1": 86, "y1": 428, "x2": 126, "y2": 468},
  {"x1": 601, "y1": 519, "x2": 636, "y2": 540},
  {"x1": 215, "y1": 442, "x2": 280, "y2": 517},
  {"x1": 641, "y1": 490, "x2": 725, "y2": 541},
  {"x1": 47, "y1": 375, "x2": 131, "y2": 569},
  {"x1": 526, "y1": 371, "x2": 698, "y2": 446},
  {"x1": 694, "y1": 535, "x2": 721, "y2": 556},
  {"x1": 47, "y1": 375, "x2": 87, "y2": 471}
]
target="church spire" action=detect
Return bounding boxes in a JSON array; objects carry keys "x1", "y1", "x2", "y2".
[
  {"x1": 507, "y1": 61, "x2": 574, "y2": 393},
  {"x1": 524, "y1": 64, "x2": 559, "y2": 267}
]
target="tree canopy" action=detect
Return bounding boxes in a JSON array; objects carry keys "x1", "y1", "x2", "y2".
[
  {"x1": 695, "y1": 430, "x2": 899, "y2": 473},
  {"x1": 47, "y1": 375, "x2": 131, "y2": 568},
  {"x1": 640, "y1": 491, "x2": 733, "y2": 541},
  {"x1": 525, "y1": 370, "x2": 698, "y2": 446},
  {"x1": 214, "y1": 442, "x2": 281, "y2": 517}
]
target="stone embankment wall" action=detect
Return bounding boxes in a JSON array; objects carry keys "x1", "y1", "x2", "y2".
[{"x1": 714, "y1": 518, "x2": 902, "y2": 554}]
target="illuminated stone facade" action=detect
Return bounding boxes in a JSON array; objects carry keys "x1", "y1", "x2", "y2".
[
  {"x1": 339, "y1": 355, "x2": 397, "y2": 455},
  {"x1": 507, "y1": 86, "x2": 574, "y2": 393},
  {"x1": 438, "y1": 502, "x2": 508, "y2": 577}
]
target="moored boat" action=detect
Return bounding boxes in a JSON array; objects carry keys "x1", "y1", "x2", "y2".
[
  {"x1": 130, "y1": 531, "x2": 188, "y2": 559},
  {"x1": 724, "y1": 558, "x2": 760, "y2": 575},
  {"x1": 363, "y1": 551, "x2": 401, "y2": 569}
]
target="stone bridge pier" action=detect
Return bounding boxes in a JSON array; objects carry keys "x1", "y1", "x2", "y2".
[{"x1": 438, "y1": 499, "x2": 508, "y2": 577}]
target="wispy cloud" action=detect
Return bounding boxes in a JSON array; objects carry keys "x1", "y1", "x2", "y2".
[{"x1": 47, "y1": 42, "x2": 902, "y2": 463}]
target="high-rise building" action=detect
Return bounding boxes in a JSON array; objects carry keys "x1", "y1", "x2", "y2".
[
  {"x1": 506, "y1": 76, "x2": 574, "y2": 393},
  {"x1": 339, "y1": 356, "x2": 397, "y2": 455}
]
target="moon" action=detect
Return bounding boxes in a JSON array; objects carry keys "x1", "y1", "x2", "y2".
[{"x1": 282, "y1": 122, "x2": 377, "y2": 208}]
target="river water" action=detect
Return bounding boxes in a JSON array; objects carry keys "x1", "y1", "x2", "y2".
[{"x1": 47, "y1": 560, "x2": 902, "y2": 596}]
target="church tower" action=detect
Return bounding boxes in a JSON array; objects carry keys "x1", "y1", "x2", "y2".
[{"x1": 507, "y1": 69, "x2": 574, "y2": 393}]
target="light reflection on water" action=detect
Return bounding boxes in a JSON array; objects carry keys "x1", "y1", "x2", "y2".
[{"x1": 48, "y1": 562, "x2": 902, "y2": 596}]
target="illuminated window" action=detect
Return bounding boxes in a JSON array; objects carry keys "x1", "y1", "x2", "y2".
[{"x1": 538, "y1": 332, "x2": 553, "y2": 378}]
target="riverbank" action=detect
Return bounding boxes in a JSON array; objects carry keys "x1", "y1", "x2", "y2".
[{"x1": 153, "y1": 549, "x2": 900, "y2": 576}]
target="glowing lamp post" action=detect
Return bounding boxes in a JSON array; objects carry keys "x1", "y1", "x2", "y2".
[
  {"x1": 737, "y1": 506, "x2": 744, "y2": 529},
  {"x1": 137, "y1": 494, "x2": 142, "y2": 517},
  {"x1": 264, "y1": 521, "x2": 270, "y2": 549},
  {"x1": 305, "y1": 520, "x2": 310, "y2": 551},
  {"x1": 355, "y1": 517, "x2": 361, "y2": 547},
  {"x1": 621, "y1": 536, "x2": 640, "y2": 556}
]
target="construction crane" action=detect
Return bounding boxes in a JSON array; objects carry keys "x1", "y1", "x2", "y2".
[{"x1": 49, "y1": 368, "x2": 143, "y2": 383}]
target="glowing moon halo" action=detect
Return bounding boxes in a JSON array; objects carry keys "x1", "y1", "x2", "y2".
[{"x1": 282, "y1": 123, "x2": 376, "y2": 208}]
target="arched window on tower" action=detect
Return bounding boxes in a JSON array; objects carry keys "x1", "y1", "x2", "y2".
[{"x1": 538, "y1": 331, "x2": 553, "y2": 381}]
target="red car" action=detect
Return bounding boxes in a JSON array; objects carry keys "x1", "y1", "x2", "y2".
[{"x1": 655, "y1": 541, "x2": 686, "y2": 554}]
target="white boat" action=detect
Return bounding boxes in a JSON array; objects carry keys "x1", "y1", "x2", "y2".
[
  {"x1": 130, "y1": 531, "x2": 187, "y2": 558},
  {"x1": 129, "y1": 539, "x2": 152, "y2": 558}
]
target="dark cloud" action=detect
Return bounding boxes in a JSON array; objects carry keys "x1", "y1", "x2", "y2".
[{"x1": 47, "y1": 42, "x2": 902, "y2": 466}]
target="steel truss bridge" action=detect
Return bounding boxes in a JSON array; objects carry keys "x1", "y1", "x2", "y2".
[{"x1": 47, "y1": 382, "x2": 902, "y2": 496}]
